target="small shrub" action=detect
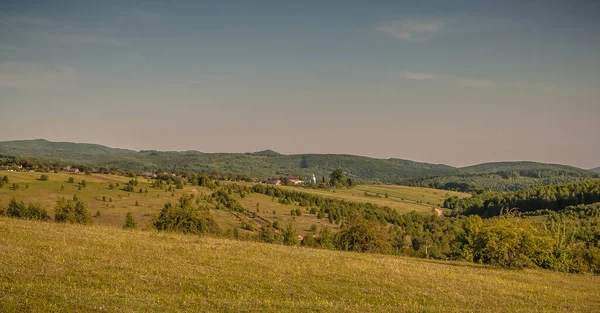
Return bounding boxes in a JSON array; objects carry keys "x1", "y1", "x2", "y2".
[
  {"x1": 272, "y1": 220, "x2": 280, "y2": 230},
  {"x1": 123, "y1": 212, "x2": 137, "y2": 229},
  {"x1": 260, "y1": 225, "x2": 277, "y2": 243},
  {"x1": 242, "y1": 221, "x2": 255, "y2": 231},
  {"x1": 67, "y1": 177, "x2": 75, "y2": 183},
  {"x1": 301, "y1": 234, "x2": 318, "y2": 247},
  {"x1": 317, "y1": 227, "x2": 336, "y2": 249},
  {"x1": 39, "y1": 174, "x2": 49, "y2": 181},
  {"x1": 283, "y1": 221, "x2": 299, "y2": 246}
]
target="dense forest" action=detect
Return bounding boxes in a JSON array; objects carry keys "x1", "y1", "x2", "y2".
[
  {"x1": 444, "y1": 180, "x2": 600, "y2": 217},
  {"x1": 403, "y1": 169, "x2": 599, "y2": 192}
]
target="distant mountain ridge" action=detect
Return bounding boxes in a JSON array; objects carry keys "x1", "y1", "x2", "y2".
[
  {"x1": 245, "y1": 150, "x2": 281, "y2": 157},
  {"x1": 461, "y1": 161, "x2": 591, "y2": 175},
  {"x1": 592, "y1": 167, "x2": 600, "y2": 173},
  {"x1": 0, "y1": 139, "x2": 595, "y2": 186}
]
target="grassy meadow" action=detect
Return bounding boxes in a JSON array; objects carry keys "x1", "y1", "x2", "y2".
[
  {"x1": 273, "y1": 183, "x2": 469, "y2": 213},
  {"x1": 1, "y1": 217, "x2": 599, "y2": 312},
  {"x1": 0, "y1": 171, "x2": 468, "y2": 234},
  {"x1": 0, "y1": 171, "x2": 341, "y2": 234}
]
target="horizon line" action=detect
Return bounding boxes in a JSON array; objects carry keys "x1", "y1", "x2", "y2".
[{"x1": 0, "y1": 138, "x2": 595, "y2": 171}]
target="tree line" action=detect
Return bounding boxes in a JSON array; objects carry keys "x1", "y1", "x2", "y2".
[{"x1": 444, "y1": 180, "x2": 600, "y2": 217}]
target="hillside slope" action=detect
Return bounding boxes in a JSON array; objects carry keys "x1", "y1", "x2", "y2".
[
  {"x1": 460, "y1": 161, "x2": 590, "y2": 175},
  {"x1": 0, "y1": 140, "x2": 594, "y2": 185},
  {"x1": 1, "y1": 218, "x2": 599, "y2": 313},
  {"x1": 592, "y1": 167, "x2": 600, "y2": 173},
  {"x1": 0, "y1": 139, "x2": 462, "y2": 181}
]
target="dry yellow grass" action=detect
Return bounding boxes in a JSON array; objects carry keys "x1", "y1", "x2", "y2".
[
  {"x1": 1, "y1": 217, "x2": 599, "y2": 312},
  {"x1": 259, "y1": 183, "x2": 470, "y2": 214},
  {"x1": 0, "y1": 171, "x2": 338, "y2": 234}
]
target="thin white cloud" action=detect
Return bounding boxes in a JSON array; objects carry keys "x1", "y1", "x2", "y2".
[
  {"x1": 48, "y1": 33, "x2": 130, "y2": 47},
  {"x1": 0, "y1": 62, "x2": 76, "y2": 89},
  {"x1": 402, "y1": 71, "x2": 437, "y2": 80},
  {"x1": 377, "y1": 18, "x2": 443, "y2": 41},
  {"x1": 459, "y1": 79, "x2": 495, "y2": 87}
]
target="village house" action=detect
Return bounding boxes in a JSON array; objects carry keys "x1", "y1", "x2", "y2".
[
  {"x1": 287, "y1": 176, "x2": 303, "y2": 185},
  {"x1": 141, "y1": 172, "x2": 157, "y2": 178},
  {"x1": 266, "y1": 177, "x2": 281, "y2": 185},
  {"x1": 63, "y1": 165, "x2": 79, "y2": 173}
]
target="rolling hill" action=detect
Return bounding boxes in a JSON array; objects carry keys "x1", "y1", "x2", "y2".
[
  {"x1": 0, "y1": 139, "x2": 596, "y2": 187},
  {"x1": 592, "y1": 167, "x2": 600, "y2": 173},
  {"x1": 2, "y1": 217, "x2": 599, "y2": 312},
  {"x1": 0, "y1": 171, "x2": 468, "y2": 232},
  {"x1": 461, "y1": 161, "x2": 592, "y2": 175}
]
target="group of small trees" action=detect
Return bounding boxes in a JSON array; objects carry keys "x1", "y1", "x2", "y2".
[
  {"x1": 0, "y1": 175, "x2": 9, "y2": 189},
  {"x1": 54, "y1": 196, "x2": 92, "y2": 224},
  {"x1": 153, "y1": 194, "x2": 220, "y2": 235},
  {"x1": 122, "y1": 179, "x2": 138, "y2": 192},
  {"x1": 328, "y1": 168, "x2": 356, "y2": 188},
  {"x1": 3, "y1": 198, "x2": 50, "y2": 221},
  {"x1": 0, "y1": 195, "x2": 91, "y2": 225}
]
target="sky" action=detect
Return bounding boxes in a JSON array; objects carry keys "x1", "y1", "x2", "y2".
[{"x1": 1, "y1": 0, "x2": 599, "y2": 169}]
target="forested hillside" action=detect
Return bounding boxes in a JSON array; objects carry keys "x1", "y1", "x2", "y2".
[
  {"x1": 444, "y1": 180, "x2": 600, "y2": 217},
  {"x1": 461, "y1": 161, "x2": 590, "y2": 174},
  {"x1": 403, "y1": 169, "x2": 599, "y2": 192},
  {"x1": 0, "y1": 140, "x2": 461, "y2": 181},
  {"x1": 0, "y1": 139, "x2": 596, "y2": 189}
]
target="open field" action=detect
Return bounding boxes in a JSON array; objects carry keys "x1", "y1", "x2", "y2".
[
  {"x1": 0, "y1": 171, "x2": 466, "y2": 234},
  {"x1": 0, "y1": 171, "x2": 341, "y2": 234},
  {"x1": 272, "y1": 183, "x2": 470, "y2": 214},
  {"x1": 1, "y1": 217, "x2": 599, "y2": 312},
  {"x1": 0, "y1": 171, "x2": 185, "y2": 230}
]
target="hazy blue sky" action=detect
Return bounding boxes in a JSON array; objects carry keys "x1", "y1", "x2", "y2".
[{"x1": 1, "y1": 0, "x2": 599, "y2": 168}]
